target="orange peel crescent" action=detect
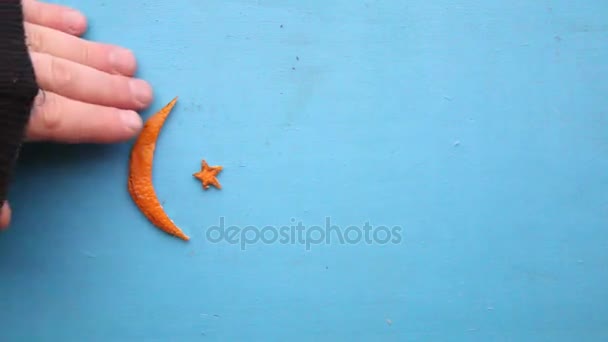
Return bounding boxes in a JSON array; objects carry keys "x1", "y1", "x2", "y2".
[{"x1": 127, "y1": 97, "x2": 190, "y2": 241}]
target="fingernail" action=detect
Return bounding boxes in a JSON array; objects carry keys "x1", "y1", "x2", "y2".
[
  {"x1": 120, "y1": 110, "x2": 143, "y2": 131},
  {"x1": 129, "y1": 79, "x2": 153, "y2": 106},
  {"x1": 63, "y1": 10, "x2": 85, "y2": 34},
  {"x1": 109, "y1": 49, "x2": 135, "y2": 73}
]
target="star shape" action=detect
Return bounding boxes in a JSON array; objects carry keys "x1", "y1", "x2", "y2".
[{"x1": 193, "y1": 160, "x2": 223, "y2": 190}]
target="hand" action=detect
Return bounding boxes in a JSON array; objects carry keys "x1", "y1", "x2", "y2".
[
  {"x1": 24, "y1": 0, "x2": 153, "y2": 142},
  {"x1": 1, "y1": 0, "x2": 153, "y2": 229}
]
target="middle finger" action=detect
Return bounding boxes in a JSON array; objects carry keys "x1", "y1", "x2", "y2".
[{"x1": 29, "y1": 51, "x2": 153, "y2": 110}]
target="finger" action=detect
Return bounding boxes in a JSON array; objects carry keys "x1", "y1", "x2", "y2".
[
  {"x1": 26, "y1": 91, "x2": 143, "y2": 143},
  {"x1": 21, "y1": 0, "x2": 87, "y2": 36},
  {"x1": 25, "y1": 22, "x2": 137, "y2": 76},
  {"x1": 0, "y1": 201, "x2": 11, "y2": 230},
  {"x1": 30, "y1": 52, "x2": 152, "y2": 110}
]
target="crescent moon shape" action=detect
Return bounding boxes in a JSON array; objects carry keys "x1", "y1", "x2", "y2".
[{"x1": 127, "y1": 97, "x2": 189, "y2": 241}]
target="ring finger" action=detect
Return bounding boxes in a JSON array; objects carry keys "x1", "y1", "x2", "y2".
[
  {"x1": 25, "y1": 22, "x2": 137, "y2": 76},
  {"x1": 29, "y1": 52, "x2": 152, "y2": 110}
]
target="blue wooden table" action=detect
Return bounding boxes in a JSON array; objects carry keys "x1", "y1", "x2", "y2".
[{"x1": 1, "y1": 1, "x2": 607, "y2": 340}]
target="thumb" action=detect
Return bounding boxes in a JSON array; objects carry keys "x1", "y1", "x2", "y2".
[{"x1": 0, "y1": 201, "x2": 12, "y2": 230}]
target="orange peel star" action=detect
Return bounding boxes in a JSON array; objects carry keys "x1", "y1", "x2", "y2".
[{"x1": 193, "y1": 160, "x2": 223, "y2": 190}]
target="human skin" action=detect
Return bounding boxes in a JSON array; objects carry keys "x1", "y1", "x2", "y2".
[{"x1": 0, "y1": 0, "x2": 153, "y2": 229}]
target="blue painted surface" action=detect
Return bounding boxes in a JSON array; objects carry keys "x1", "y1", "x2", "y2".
[{"x1": 1, "y1": 0, "x2": 607, "y2": 340}]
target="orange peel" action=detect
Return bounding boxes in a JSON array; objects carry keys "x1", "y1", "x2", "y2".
[
  {"x1": 127, "y1": 97, "x2": 190, "y2": 241},
  {"x1": 193, "y1": 160, "x2": 222, "y2": 190}
]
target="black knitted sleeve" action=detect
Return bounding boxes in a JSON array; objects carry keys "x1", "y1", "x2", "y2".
[{"x1": 0, "y1": 1, "x2": 39, "y2": 209}]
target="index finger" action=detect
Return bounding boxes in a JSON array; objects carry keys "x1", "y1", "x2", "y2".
[{"x1": 21, "y1": 0, "x2": 87, "y2": 36}]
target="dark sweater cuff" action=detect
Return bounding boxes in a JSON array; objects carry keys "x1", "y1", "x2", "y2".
[{"x1": 0, "y1": 1, "x2": 39, "y2": 209}]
